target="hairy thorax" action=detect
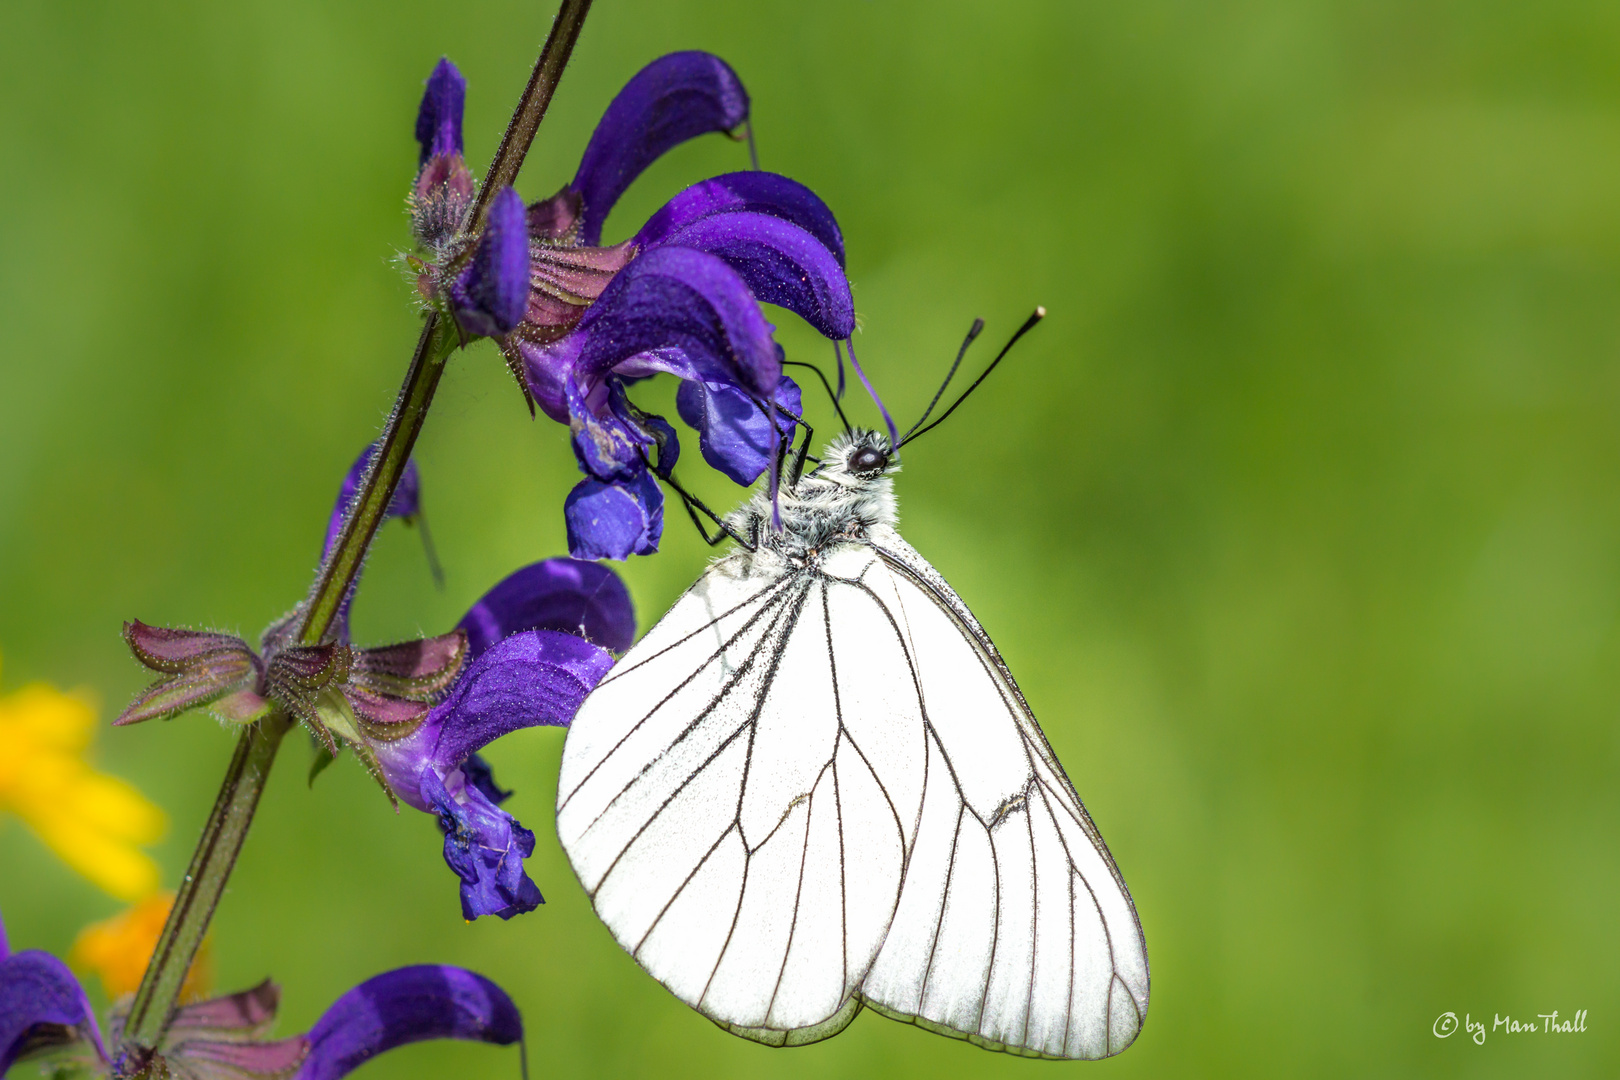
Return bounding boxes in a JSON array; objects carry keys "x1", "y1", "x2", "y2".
[{"x1": 723, "y1": 430, "x2": 899, "y2": 563}]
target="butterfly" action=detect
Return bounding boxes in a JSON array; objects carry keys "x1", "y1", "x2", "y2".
[{"x1": 556, "y1": 321, "x2": 1148, "y2": 1060}]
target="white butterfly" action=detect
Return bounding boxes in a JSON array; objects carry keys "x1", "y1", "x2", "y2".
[{"x1": 557, "y1": 428, "x2": 1149, "y2": 1059}]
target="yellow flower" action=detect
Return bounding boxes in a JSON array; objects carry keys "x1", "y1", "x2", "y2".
[
  {"x1": 0, "y1": 652, "x2": 167, "y2": 901},
  {"x1": 69, "y1": 892, "x2": 212, "y2": 1002}
]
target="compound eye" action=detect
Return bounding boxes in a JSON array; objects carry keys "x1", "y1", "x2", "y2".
[{"x1": 849, "y1": 446, "x2": 888, "y2": 473}]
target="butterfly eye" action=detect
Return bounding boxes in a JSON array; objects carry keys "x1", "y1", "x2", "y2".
[{"x1": 849, "y1": 447, "x2": 888, "y2": 474}]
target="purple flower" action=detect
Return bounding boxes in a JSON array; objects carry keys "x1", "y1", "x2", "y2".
[
  {"x1": 118, "y1": 451, "x2": 634, "y2": 919},
  {"x1": 373, "y1": 558, "x2": 630, "y2": 919},
  {"x1": 0, "y1": 920, "x2": 104, "y2": 1077},
  {"x1": 484, "y1": 53, "x2": 854, "y2": 558},
  {"x1": 407, "y1": 58, "x2": 530, "y2": 340},
  {"x1": 0, "y1": 907, "x2": 523, "y2": 1080}
]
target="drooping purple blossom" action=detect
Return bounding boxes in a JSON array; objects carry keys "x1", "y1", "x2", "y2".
[
  {"x1": 0, "y1": 907, "x2": 523, "y2": 1080},
  {"x1": 298, "y1": 966, "x2": 521, "y2": 1080},
  {"x1": 373, "y1": 558, "x2": 630, "y2": 919},
  {"x1": 474, "y1": 52, "x2": 855, "y2": 558}
]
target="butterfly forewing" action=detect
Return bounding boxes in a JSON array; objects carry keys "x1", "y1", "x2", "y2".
[{"x1": 558, "y1": 528, "x2": 1148, "y2": 1059}]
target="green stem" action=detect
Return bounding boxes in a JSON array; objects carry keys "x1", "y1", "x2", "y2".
[
  {"x1": 115, "y1": 712, "x2": 293, "y2": 1065},
  {"x1": 112, "y1": 2, "x2": 594, "y2": 1069}
]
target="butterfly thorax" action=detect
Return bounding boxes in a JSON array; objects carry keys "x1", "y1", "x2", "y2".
[{"x1": 725, "y1": 429, "x2": 898, "y2": 560}]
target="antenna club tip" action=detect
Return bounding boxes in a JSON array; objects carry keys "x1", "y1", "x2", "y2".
[{"x1": 1034, "y1": 305, "x2": 1047, "y2": 318}]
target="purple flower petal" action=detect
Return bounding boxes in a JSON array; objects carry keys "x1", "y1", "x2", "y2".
[
  {"x1": 422, "y1": 770, "x2": 543, "y2": 920},
  {"x1": 565, "y1": 471, "x2": 664, "y2": 560},
  {"x1": 573, "y1": 51, "x2": 750, "y2": 245},
  {"x1": 676, "y1": 375, "x2": 802, "y2": 486},
  {"x1": 660, "y1": 211, "x2": 855, "y2": 339},
  {"x1": 457, "y1": 558, "x2": 635, "y2": 657},
  {"x1": 324, "y1": 443, "x2": 422, "y2": 563},
  {"x1": 297, "y1": 966, "x2": 521, "y2": 1080},
  {"x1": 449, "y1": 187, "x2": 530, "y2": 338},
  {"x1": 0, "y1": 951, "x2": 104, "y2": 1075},
  {"x1": 373, "y1": 629, "x2": 613, "y2": 809},
  {"x1": 572, "y1": 245, "x2": 780, "y2": 397},
  {"x1": 566, "y1": 375, "x2": 656, "y2": 482},
  {"x1": 637, "y1": 171, "x2": 846, "y2": 267},
  {"x1": 324, "y1": 443, "x2": 424, "y2": 642},
  {"x1": 415, "y1": 58, "x2": 466, "y2": 167}
]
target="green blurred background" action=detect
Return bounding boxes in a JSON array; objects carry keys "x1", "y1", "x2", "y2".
[{"x1": 3, "y1": 0, "x2": 1618, "y2": 1076}]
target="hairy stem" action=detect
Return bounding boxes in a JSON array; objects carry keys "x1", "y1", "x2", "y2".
[
  {"x1": 113, "y1": 3, "x2": 593, "y2": 1068},
  {"x1": 115, "y1": 711, "x2": 293, "y2": 1064}
]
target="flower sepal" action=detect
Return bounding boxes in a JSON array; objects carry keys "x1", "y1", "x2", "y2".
[
  {"x1": 107, "y1": 980, "x2": 310, "y2": 1080},
  {"x1": 115, "y1": 622, "x2": 261, "y2": 727}
]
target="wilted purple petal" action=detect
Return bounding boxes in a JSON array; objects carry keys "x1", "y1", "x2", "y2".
[
  {"x1": 415, "y1": 58, "x2": 466, "y2": 167},
  {"x1": 573, "y1": 51, "x2": 750, "y2": 245},
  {"x1": 676, "y1": 375, "x2": 802, "y2": 486},
  {"x1": 297, "y1": 965, "x2": 521, "y2": 1080},
  {"x1": 572, "y1": 246, "x2": 780, "y2": 397},
  {"x1": 423, "y1": 769, "x2": 543, "y2": 920},
  {"x1": 661, "y1": 211, "x2": 854, "y2": 339},
  {"x1": 565, "y1": 471, "x2": 665, "y2": 560},
  {"x1": 457, "y1": 558, "x2": 635, "y2": 657},
  {"x1": 0, "y1": 951, "x2": 104, "y2": 1075},
  {"x1": 449, "y1": 187, "x2": 530, "y2": 337},
  {"x1": 324, "y1": 444, "x2": 422, "y2": 562},
  {"x1": 637, "y1": 171, "x2": 846, "y2": 267}
]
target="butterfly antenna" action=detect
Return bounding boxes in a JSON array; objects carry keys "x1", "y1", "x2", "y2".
[
  {"x1": 832, "y1": 339, "x2": 847, "y2": 402},
  {"x1": 897, "y1": 307, "x2": 1045, "y2": 449},
  {"x1": 845, "y1": 338, "x2": 900, "y2": 448},
  {"x1": 902, "y1": 317, "x2": 984, "y2": 442},
  {"x1": 783, "y1": 360, "x2": 853, "y2": 433}
]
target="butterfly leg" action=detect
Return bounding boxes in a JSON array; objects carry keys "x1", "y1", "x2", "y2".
[{"x1": 649, "y1": 461, "x2": 757, "y2": 550}]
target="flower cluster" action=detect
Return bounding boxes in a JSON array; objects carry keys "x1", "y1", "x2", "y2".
[
  {"x1": 0, "y1": 903, "x2": 524, "y2": 1080},
  {"x1": 409, "y1": 52, "x2": 857, "y2": 558},
  {"x1": 116, "y1": 444, "x2": 634, "y2": 921}
]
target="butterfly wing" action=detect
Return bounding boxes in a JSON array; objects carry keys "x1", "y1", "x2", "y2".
[
  {"x1": 855, "y1": 528, "x2": 1149, "y2": 1059},
  {"x1": 555, "y1": 551, "x2": 911, "y2": 1044},
  {"x1": 557, "y1": 534, "x2": 1148, "y2": 1059}
]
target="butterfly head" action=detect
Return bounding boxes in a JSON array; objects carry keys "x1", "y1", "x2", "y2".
[{"x1": 824, "y1": 428, "x2": 894, "y2": 483}]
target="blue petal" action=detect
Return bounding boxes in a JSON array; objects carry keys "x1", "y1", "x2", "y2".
[
  {"x1": 449, "y1": 187, "x2": 530, "y2": 337},
  {"x1": 572, "y1": 51, "x2": 750, "y2": 245},
  {"x1": 676, "y1": 375, "x2": 802, "y2": 486},
  {"x1": 637, "y1": 171, "x2": 846, "y2": 267},
  {"x1": 422, "y1": 770, "x2": 543, "y2": 921},
  {"x1": 298, "y1": 965, "x2": 522, "y2": 1080},
  {"x1": 457, "y1": 558, "x2": 636, "y2": 657},
  {"x1": 565, "y1": 471, "x2": 665, "y2": 560},
  {"x1": 660, "y1": 211, "x2": 855, "y2": 340},
  {"x1": 415, "y1": 58, "x2": 466, "y2": 167},
  {"x1": 0, "y1": 950, "x2": 104, "y2": 1075}
]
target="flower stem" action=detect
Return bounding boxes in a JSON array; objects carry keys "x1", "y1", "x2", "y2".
[{"x1": 112, "y1": 3, "x2": 593, "y2": 1069}]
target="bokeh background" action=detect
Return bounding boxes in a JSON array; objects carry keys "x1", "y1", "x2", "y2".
[{"x1": 3, "y1": 0, "x2": 1619, "y2": 1076}]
